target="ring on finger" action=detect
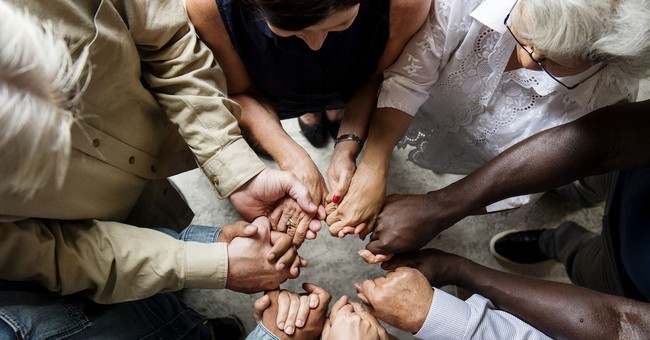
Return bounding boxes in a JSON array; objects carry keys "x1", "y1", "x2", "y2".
[{"x1": 286, "y1": 218, "x2": 297, "y2": 229}]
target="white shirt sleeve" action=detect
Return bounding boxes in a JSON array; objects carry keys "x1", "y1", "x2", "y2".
[
  {"x1": 414, "y1": 288, "x2": 552, "y2": 340},
  {"x1": 377, "y1": 5, "x2": 448, "y2": 116}
]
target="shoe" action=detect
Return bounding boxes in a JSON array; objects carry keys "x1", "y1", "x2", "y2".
[
  {"x1": 298, "y1": 116, "x2": 328, "y2": 148},
  {"x1": 324, "y1": 117, "x2": 341, "y2": 139},
  {"x1": 204, "y1": 315, "x2": 246, "y2": 340},
  {"x1": 489, "y1": 229, "x2": 551, "y2": 264}
]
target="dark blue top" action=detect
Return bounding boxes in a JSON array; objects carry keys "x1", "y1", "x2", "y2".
[
  {"x1": 216, "y1": 0, "x2": 390, "y2": 119},
  {"x1": 610, "y1": 168, "x2": 650, "y2": 302}
]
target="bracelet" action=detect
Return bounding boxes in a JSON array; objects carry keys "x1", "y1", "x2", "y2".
[{"x1": 334, "y1": 133, "x2": 365, "y2": 148}]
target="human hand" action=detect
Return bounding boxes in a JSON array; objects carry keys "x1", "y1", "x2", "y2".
[
  {"x1": 216, "y1": 221, "x2": 256, "y2": 243},
  {"x1": 255, "y1": 283, "x2": 331, "y2": 339},
  {"x1": 269, "y1": 196, "x2": 325, "y2": 247},
  {"x1": 229, "y1": 168, "x2": 320, "y2": 223},
  {"x1": 381, "y1": 248, "x2": 466, "y2": 288},
  {"x1": 283, "y1": 154, "x2": 328, "y2": 207},
  {"x1": 322, "y1": 296, "x2": 389, "y2": 340},
  {"x1": 325, "y1": 163, "x2": 387, "y2": 239},
  {"x1": 325, "y1": 143, "x2": 358, "y2": 205},
  {"x1": 267, "y1": 156, "x2": 328, "y2": 246},
  {"x1": 366, "y1": 192, "x2": 459, "y2": 255},
  {"x1": 354, "y1": 267, "x2": 432, "y2": 334},
  {"x1": 218, "y1": 219, "x2": 306, "y2": 275},
  {"x1": 225, "y1": 217, "x2": 306, "y2": 293},
  {"x1": 357, "y1": 249, "x2": 393, "y2": 265}
]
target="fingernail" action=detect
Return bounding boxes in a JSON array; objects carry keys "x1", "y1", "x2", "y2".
[
  {"x1": 332, "y1": 195, "x2": 341, "y2": 203},
  {"x1": 267, "y1": 253, "x2": 275, "y2": 261},
  {"x1": 286, "y1": 326, "x2": 294, "y2": 334},
  {"x1": 296, "y1": 320, "x2": 304, "y2": 327},
  {"x1": 278, "y1": 322, "x2": 284, "y2": 330}
]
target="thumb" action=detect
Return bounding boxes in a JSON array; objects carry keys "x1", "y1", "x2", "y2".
[
  {"x1": 276, "y1": 170, "x2": 318, "y2": 214},
  {"x1": 253, "y1": 295, "x2": 271, "y2": 322},
  {"x1": 358, "y1": 249, "x2": 393, "y2": 264},
  {"x1": 331, "y1": 171, "x2": 352, "y2": 204},
  {"x1": 365, "y1": 238, "x2": 389, "y2": 255},
  {"x1": 380, "y1": 254, "x2": 416, "y2": 271},
  {"x1": 218, "y1": 221, "x2": 258, "y2": 243}
]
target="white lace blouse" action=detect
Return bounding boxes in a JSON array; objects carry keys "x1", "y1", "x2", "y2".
[{"x1": 377, "y1": 0, "x2": 637, "y2": 211}]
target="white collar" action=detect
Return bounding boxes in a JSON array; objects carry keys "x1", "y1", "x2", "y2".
[
  {"x1": 559, "y1": 63, "x2": 605, "y2": 108},
  {"x1": 471, "y1": 0, "x2": 605, "y2": 107},
  {"x1": 470, "y1": 0, "x2": 517, "y2": 34}
]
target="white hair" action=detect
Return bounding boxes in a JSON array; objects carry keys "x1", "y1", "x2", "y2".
[
  {"x1": 0, "y1": 1, "x2": 88, "y2": 198},
  {"x1": 515, "y1": 0, "x2": 650, "y2": 79}
]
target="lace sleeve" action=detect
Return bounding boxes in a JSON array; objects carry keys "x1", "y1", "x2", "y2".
[{"x1": 377, "y1": 0, "x2": 452, "y2": 115}]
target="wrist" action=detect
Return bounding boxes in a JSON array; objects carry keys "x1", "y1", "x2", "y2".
[
  {"x1": 334, "y1": 133, "x2": 364, "y2": 148},
  {"x1": 454, "y1": 257, "x2": 474, "y2": 289},
  {"x1": 276, "y1": 147, "x2": 311, "y2": 170},
  {"x1": 357, "y1": 154, "x2": 390, "y2": 177},
  {"x1": 333, "y1": 140, "x2": 361, "y2": 160},
  {"x1": 426, "y1": 187, "x2": 472, "y2": 226}
]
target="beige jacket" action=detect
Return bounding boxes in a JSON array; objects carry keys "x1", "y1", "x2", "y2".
[{"x1": 0, "y1": 0, "x2": 265, "y2": 303}]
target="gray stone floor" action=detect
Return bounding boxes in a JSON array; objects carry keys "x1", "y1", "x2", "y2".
[{"x1": 172, "y1": 79, "x2": 649, "y2": 339}]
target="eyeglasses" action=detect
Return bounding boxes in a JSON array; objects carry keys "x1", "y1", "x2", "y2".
[{"x1": 504, "y1": 1, "x2": 600, "y2": 90}]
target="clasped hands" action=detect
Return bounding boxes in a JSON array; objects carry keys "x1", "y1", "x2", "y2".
[
  {"x1": 253, "y1": 263, "x2": 451, "y2": 339},
  {"x1": 324, "y1": 160, "x2": 462, "y2": 261}
]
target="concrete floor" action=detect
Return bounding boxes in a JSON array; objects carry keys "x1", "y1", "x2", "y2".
[{"x1": 172, "y1": 79, "x2": 649, "y2": 339}]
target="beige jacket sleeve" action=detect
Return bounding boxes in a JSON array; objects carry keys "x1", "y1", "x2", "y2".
[
  {"x1": 130, "y1": 0, "x2": 265, "y2": 197},
  {"x1": 0, "y1": 218, "x2": 227, "y2": 304}
]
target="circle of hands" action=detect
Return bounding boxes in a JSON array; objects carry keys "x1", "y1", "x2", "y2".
[{"x1": 226, "y1": 160, "x2": 456, "y2": 338}]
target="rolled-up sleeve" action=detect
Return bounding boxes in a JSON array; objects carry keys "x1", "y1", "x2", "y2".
[
  {"x1": 0, "y1": 218, "x2": 228, "y2": 304},
  {"x1": 130, "y1": 0, "x2": 265, "y2": 197},
  {"x1": 378, "y1": 7, "x2": 447, "y2": 116}
]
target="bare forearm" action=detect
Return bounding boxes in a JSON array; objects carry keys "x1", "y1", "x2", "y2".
[
  {"x1": 457, "y1": 259, "x2": 650, "y2": 339},
  {"x1": 335, "y1": 78, "x2": 382, "y2": 160},
  {"x1": 440, "y1": 100, "x2": 650, "y2": 216},
  {"x1": 339, "y1": 78, "x2": 380, "y2": 140},
  {"x1": 234, "y1": 93, "x2": 309, "y2": 166},
  {"x1": 359, "y1": 107, "x2": 413, "y2": 171}
]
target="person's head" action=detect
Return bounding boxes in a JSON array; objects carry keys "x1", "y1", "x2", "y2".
[
  {"x1": 243, "y1": 0, "x2": 362, "y2": 50},
  {"x1": 0, "y1": 2, "x2": 88, "y2": 198},
  {"x1": 508, "y1": 0, "x2": 650, "y2": 87}
]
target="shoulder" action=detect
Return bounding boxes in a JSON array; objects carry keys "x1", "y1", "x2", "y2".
[
  {"x1": 185, "y1": 0, "x2": 230, "y2": 48},
  {"x1": 389, "y1": 0, "x2": 432, "y2": 36},
  {"x1": 185, "y1": 0, "x2": 223, "y2": 28}
]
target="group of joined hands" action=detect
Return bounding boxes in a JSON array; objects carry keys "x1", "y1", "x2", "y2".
[{"x1": 224, "y1": 167, "x2": 469, "y2": 338}]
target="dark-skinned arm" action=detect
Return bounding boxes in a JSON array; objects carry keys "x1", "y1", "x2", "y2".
[
  {"x1": 457, "y1": 256, "x2": 650, "y2": 339},
  {"x1": 367, "y1": 100, "x2": 650, "y2": 255},
  {"x1": 385, "y1": 248, "x2": 650, "y2": 339},
  {"x1": 450, "y1": 99, "x2": 650, "y2": 216}
]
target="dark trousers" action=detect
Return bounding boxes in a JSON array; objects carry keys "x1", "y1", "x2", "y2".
[
  {"x1": 540, "y1": 169, "x2": 650, "y2": 301},
  {"x1": 539, "y1": 221, "x2": 624, "y2": 296}
]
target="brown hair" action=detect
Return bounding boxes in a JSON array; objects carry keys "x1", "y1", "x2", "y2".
[{"x1": 243, "y1": 0, "x2": 362, "y2": 31}]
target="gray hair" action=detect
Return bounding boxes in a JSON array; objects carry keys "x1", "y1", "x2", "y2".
[
  {"x1": 515, "y1": 0, "x2": 650, "y2": 79},
  {"x1": 0, "y1": 1, "x2": 88, "y2": 198}
]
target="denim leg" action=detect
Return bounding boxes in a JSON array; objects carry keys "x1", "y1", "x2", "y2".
[
  {"x1": 0, "y1": 282, "x2": 210, "y2": 340},
  {"x1": 0, "y1": 225, "x2": 228, "y2": 339},
  {"x1": 154, "y1": 225, "x2": 222, "y2": 244}
]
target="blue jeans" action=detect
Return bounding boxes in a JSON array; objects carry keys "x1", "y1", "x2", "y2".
[{"x1": 0, "y1": 225, "x2": 221, "y2": 339}]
